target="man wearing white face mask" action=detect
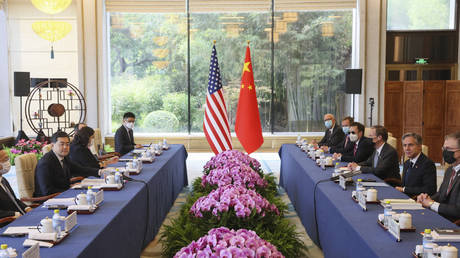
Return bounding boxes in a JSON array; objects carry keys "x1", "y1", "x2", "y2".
[
  {"x1": 0, "y1": 150, "x2": 31, "y2": 220},
  {"x1": 115, "y1": 112, "x2": 143, "y2": 156},
  {"x1": 317, "y1": 113, "x2": 345, "y2": 150},
  {"x1": 328, "y1": 116, "x2": 354, "y2": 154},
  {"x1": 333, "y1": 122, "x2": 374, "y2": 163}
]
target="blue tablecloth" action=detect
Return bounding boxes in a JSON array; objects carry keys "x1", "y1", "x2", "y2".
[
  {"x1": 279, "y1": 144, "x2": 459, "y2": 258},
  {"x1": 0, "y1": 144, "x2": 188, "y2": 258}
]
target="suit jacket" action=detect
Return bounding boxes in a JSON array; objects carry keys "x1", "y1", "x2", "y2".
[
  {"x1": 318, "y1": 125, "x2": 345, "y2": 149},
  {"x1": 0, "y1": 177, "x2": 27, "y2": 218},
  {"x1": 358, "y1": 143, "x2": 401, "y2": 181},
  {"x1": 432, "y1": 166, "x2": 460, "y2": 222},
  {"x1": 329, "y1": 135, "x2": 355, "y2": 154},
  {"x1": 340, "y1": 137, "x2": 374, "y2": 163},
  {"x1": 401, "y1": 153, "x2": 437, "y2": 196},
  {"x1": 115, "y1": 125, "x2": 135, "y2": 156},
  {"x1": 34, "y1": 151, "x2": 99, "y2": 197},
  {"x1": 69, "y1": 143, "x2": 101, "y2": 169}
]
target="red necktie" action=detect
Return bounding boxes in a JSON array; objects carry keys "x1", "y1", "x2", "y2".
[
  {"x1": 353, "y1": 143, "x2": 358, "y2": 156},
  {"x1": 447, "y1": 169, "x2": 457, "y2": 195}
]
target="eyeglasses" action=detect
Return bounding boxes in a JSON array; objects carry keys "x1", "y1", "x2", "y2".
[{"x1": 350, "y1": 131, "x2": 357, "y2": 135}]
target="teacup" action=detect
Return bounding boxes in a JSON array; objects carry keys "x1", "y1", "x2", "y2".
[
  {"x1": 75, "y1": 193, "x2": 88, "y2": 205},
  {"x1": 366, "y1": 188, "x2": 378, "y2": 202},
  {"x1": 399, "y1": 212, "x2": 412, "y2": 229},
  {"x1": 127, "y1": 162, "x2": 134, "y2": 169},
  {"x1": 38, "y1": 218, "x2": 53, "y2": 233},
  {"x1": 325, "y1": 157, "x2": 333, "y2": 166},
  {"x1": 105, "y1": 175, "x2": 116, "y2": 184}
]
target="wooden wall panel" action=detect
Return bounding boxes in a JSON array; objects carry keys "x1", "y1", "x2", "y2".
[
  {"x1": 423, "y1": 81, "x2": 445, "y2": 162},
  {"x1": 445, "y1": 81, "x2": 460, "y2": 134},
  {"x1": 403, "y1": 81, "x2": 423, "y2": 136},
  {"x1": 384, "y1": 81, "x2": 404, "y2": 156}
]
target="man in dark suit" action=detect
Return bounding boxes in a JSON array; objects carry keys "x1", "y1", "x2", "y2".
[
  {"x1": 417, "y1": 131, "x2": 460, "y2": 222},
  {"x1": 348, "y1": 125, "x2": 400, "y2": 181},
  {"x1": 395, "y1": 133, "x2": 436, "y2": 196},
  {"x1": 34, "y1": 131, "x2": 101, "y2": 197},
  {"x1": 0, "y1": 150, "x2": 31, "y2": 219},
  {"x1": 327, "y1": 116, "x2": 354, "y2": 154},
  {"x1": 334, "y1": 122, "x2": 374, "y2": 163},
  {"x1": 115, "y1": 112, "x2": 142, "y2": 156},
  {"x1": 317, "y1": 114, "x2": 345, "y2": 150}
]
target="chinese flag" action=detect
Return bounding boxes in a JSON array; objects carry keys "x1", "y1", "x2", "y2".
[{"x1": 235, "y1": 46, "x2": 264, "y2": 154}]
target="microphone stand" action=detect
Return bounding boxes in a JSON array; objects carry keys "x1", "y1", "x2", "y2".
[{"x1": 368, "y1": 97, "x2": 375, "y2": 126}]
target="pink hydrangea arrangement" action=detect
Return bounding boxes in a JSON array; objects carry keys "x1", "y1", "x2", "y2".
[
  {"x1": 174, "y1": 227, "x2": 285, "y2": 258},
  {"x1": 201, "y1": 164, "x2": 268, "y2": 189},
  {"x1": 203, "y1": 150, "x2": 261, "y2": 173},
  {"x1": 190, "y1": 185, "x2": 279, "y2": 218}
]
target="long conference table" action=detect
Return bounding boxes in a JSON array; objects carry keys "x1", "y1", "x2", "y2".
[
  {"x1": 279, "y1": 144, "x2": 460, "y2": 258},
  {"x1": 0, "y1": 144, "x2": 188, "y2": 257}
]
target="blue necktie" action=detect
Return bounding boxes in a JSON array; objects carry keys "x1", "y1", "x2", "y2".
[
  {"x1": 373, "y1": 151, "x2": 379, "y2": 168},
  {"x1": 404, "y1": 161, "x2": 414, "y2": 185}
]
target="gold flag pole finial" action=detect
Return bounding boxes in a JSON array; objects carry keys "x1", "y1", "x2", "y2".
[
  {"x1": 247, "y1": 40, "x2": 250, "y2": 45},
  {"x1": 213, "y1": 40, "x2": 216, "y2": 45}
]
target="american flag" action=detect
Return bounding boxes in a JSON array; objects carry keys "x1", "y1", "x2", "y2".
[{"x1": 203, "y1": 45, "x2": 233, "y2": 154}]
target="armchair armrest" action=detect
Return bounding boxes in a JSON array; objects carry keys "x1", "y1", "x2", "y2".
[
  {"x1": 98, "y1": 152, "x2": 121, "y2": 161},
  {"x1": 70, "y1": 176, "x2": 84, "y2": 183},
  {"x1": 20, "y1": 192, "x2": 61, "y2": 203},
  {"x1": 0, "y1": 216, "x2": 16, "y2": 225}
]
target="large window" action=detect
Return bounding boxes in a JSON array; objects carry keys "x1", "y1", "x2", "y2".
[
  {"x1": 107, "y1": 2, "x2": 355, "y2": 133},
  {"x1": 387, "y1": 0, "x2": 456, "y2": 31}
]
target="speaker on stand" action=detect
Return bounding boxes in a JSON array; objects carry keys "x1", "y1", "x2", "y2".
[
  {"x1": 14, "y1": 72, "x2": 31, "y2": 143},
  {"x1": 345, "y1": 68, "x2": 362, "y2": 119}
]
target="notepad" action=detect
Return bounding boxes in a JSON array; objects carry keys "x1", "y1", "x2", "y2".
[
  {"x1": 3, "y1": 226, "x2": 39, "y2": 235},
  {"x1": 361, "y1": 182, "x2": 389, "y2": 187},
  {"x1": 23, "y1": 239, "x2": 54, "y2": 248},
  {"x1": 43, "y1": 198, "x2": 75, "y2": 207},
  {"x1": 432, "y1": 231, "x2": 460, "y2": 242},
  {"x1": 380, "y1": 199, "x2": 423, "y2": 210}
]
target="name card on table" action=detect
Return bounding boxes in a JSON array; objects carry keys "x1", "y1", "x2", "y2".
[
  {"x1": 95, "y1": 190, "x2": 104, "y2": 205},
  {"x1": 22, "y1": 243, "x2": 40, "y2": 258},
  {"x1": 64, "y1": 211, "x2": 77, "y2": 232},
  {"x1": 339, "y1": 175, "x2": 346, "y2": 190},
  {"x1": 357, "y1": 191, "x2": 367, "y2": 211},
  {"x1": 388, "y1": 218, "x2": 401, "y2": 242}
]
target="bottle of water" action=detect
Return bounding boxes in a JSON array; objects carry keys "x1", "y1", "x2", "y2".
[
  {"x1": 0, "y1": 244, "x2": 8, "y2": 258},
  {"x1": 422, "y1": 229, "x2": 434, "y2": 258},
  {"x1": 52, "y1": 209, "x2": 62, "y2": 237},
  {"x1": 86, "y1": 186, "x2": 95, "y2": 206},
  {"x1": 383, "y1": 201, "x2": 392, "y2": 227},
  {"x1": 356, "y1": 178, "x2": 363, "y2": 192},
  {"x1": 335, "y1": 162, "x2": 340, "y2": 170}
]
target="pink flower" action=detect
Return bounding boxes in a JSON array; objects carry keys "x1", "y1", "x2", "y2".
[{"x1": 174, "y1": 227, "x2": 284, "y2": 258}]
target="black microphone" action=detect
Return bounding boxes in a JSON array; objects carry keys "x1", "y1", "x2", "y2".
[
  {"x1": 330, "y1": 170, "x2": 362, "y2": 181},
  {"x1": 122, "y1": 175, "x2": 134, "y2": 181}
]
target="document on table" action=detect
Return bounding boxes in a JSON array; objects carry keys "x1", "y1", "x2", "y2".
[
  {"x1": 71, "y1": 179, "x2": 121, "y2": 190},
  {"x1": 23, "y1": 239, "x2": 53, "y2": 248},
  {"x1": 3, "y1": 226, "x2": 39, "y2": 235},
  {"x1": 432, "y1": 231, "x2": 460, "y2": 242},
  {"x1": 379, "y1": 199, "x2": 424, "y2": 210},
  {"x1": 43, "y1": 197, "x2": 75, "y2": 207},
  {"x1": 361, "y1": 182, "x2": 389, "y2": 187}
]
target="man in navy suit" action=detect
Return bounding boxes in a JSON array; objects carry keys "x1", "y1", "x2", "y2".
[
  {"x1": 418, "y1": 131, "x2": 460, "y2": 222},
  {"x1": 114, "y1": 112, "x2": 142, "y2": 156},
  {"x1": 0, "y1": 150, "x2": 31, "y2": 219},
  {"x1": 34, "y1": 131, "x2": 100, "y2": 197},
  {"x1": 317, "y1": 113, "x2": 345, "y2": 150},
  {"x1": 326, "y1": 116, "x2": 354, "y2": 154},
  {"x1": 396, "y1": 133, "x2": 436, "y2": 196},
  {"x1": 333, "y1": 122, "x2": 374, "y2": 163},
  {"x1": 348, "y1": 125, "x2": 400, "y2": 181}
]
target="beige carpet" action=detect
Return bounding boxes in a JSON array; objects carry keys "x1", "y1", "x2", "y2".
[{"x1": 140, "y1": 186, "x2": 323, "y2": 258}]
